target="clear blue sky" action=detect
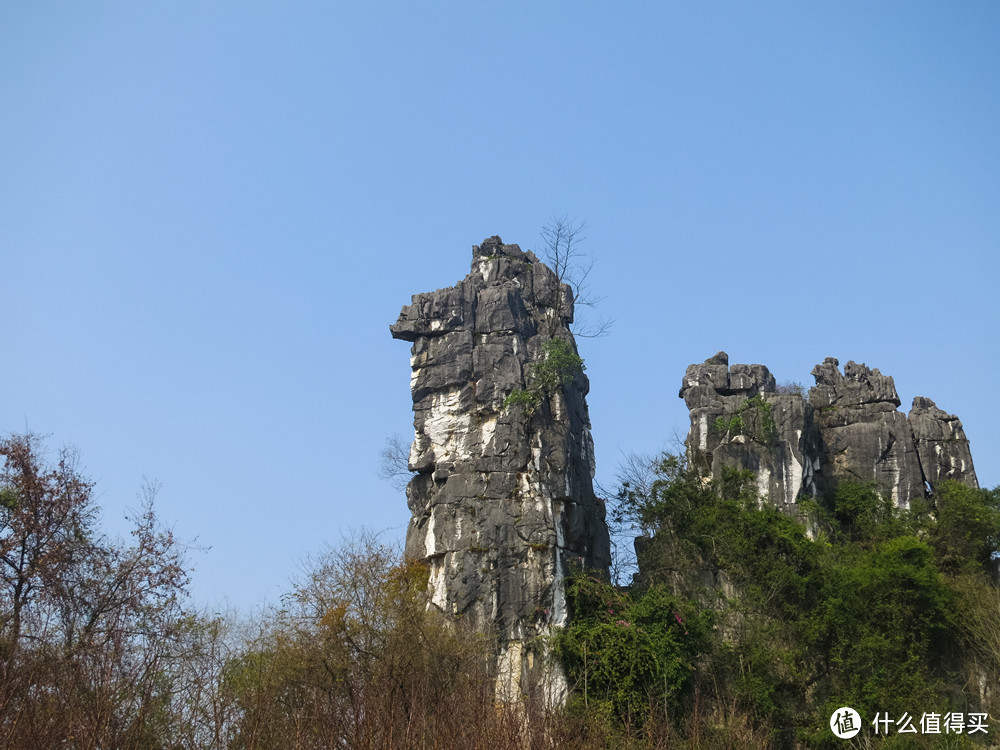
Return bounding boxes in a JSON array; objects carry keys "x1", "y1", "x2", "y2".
[{"x1": 3, "y1": 2, "x2": 998, "y2": 609}]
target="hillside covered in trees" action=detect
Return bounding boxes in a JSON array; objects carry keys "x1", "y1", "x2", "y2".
[{"x1": 3, "y1": 424, "x2": 1000, "y2": 748}]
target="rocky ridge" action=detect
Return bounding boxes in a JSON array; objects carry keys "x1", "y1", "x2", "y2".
[
  {"x1": 391, "y1": 236, "x2": 611, "y2": 705},
  {"x1": 680, "y1": 352, "x2": 978, "y2": 509}
]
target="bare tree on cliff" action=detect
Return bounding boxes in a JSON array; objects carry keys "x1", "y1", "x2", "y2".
[
  {"x1": 378, "y1": 433, "x2": 414, "y2": 491},
  {"x1": 540, "y1": 216, "x2": 613, "y2": 338}
]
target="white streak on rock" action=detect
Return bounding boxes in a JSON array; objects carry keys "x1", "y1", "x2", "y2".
[
  {"x1": 424, "y1": 390, "x2": 473, "y2": 464},
  {"x1": 480, "y1": 418, "x2": 497, "y2": 455},
  {"x1": 756, "y1": 467, "x2": 771, "y2": 507},
  {"x1": 495, "y1": 642, "x2": 523, "y2": 703},
  {"x1": 428, "y1": 557, "x2": 447, "y2": 610},
  {"x1": 425, "y1": 508, "x2": 437, "y2": 556}
]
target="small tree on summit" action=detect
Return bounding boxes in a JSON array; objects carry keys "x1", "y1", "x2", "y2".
[
  {"x1": 540, "y1": 216, "x2": 613, "y2": 339},
  {"x1": 500, "y1": 218, "x2": 608, "y2": 416}
]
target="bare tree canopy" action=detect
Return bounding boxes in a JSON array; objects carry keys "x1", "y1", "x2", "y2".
[
  {"x1": 378, "y1": 433, "x2": 414, "y2": 492},
  {"x1": 539, "y1": 216, "x2": 613, "y2": 338}
]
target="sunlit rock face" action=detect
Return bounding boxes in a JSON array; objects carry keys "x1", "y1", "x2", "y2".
[
  {"x1": 391, "y1": 236, "x2": 611, "y2": 705},
  {"x1": 680, "y1": 353, "x2": 978, "y2": 510},
  {"x1": 680, "y1": 351, "x2": 823, "y2": 512}
]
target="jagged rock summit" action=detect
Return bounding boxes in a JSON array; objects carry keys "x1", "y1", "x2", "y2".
[
  {"x1": 680, "y1": 352, "x2": 978, "y2": 509},
  {"x1": 391, "y1": 236, "x2": 611, "y2": 704}
]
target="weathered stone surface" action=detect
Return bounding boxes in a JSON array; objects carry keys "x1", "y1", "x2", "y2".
[
  {"x1": 392, "y1": 236, "x2": 610, "y2": 706},
  {"x1": 681, "y1": 353, "x2": 978, "y2": 510},
  {"x1": 680, "y1": 354, "x2": 818, "y2": 511},
  {"x1": 815, "y1": 407, "x2": 923, "y2": 506},
  {"x1": 808, "y1": 358, "x2": 923, "y2": 505},
  {"x1": 909, "y1": 396, "x2": 979, "y2": 488},
  {"x1": 809, "y1": 357, "x2": 900, "y2": 409}
]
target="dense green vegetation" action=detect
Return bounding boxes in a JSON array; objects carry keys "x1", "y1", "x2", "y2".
[
  {"x1": 3, "y1": 432, "x2": 1000, "y2": 748},
  {"x1": 558, "y1": 453, "x2": 1000, "y2": 747}
]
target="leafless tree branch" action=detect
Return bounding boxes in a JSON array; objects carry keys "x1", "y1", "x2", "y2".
[
  {"x1": 539, "y1": 216, "x2": 613, "y2": 338},
  {"x1": 378, "y1": 435, "x2": 414, "y2": 492}
]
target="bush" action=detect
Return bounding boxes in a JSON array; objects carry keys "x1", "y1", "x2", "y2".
[
  {"x1": 775, "y1": 381, "x2": 805, "y2": 397},
  {"x1": 558, "y1": 571, "x2": 708, "y2": 727},
  {"x1": 503, "y1": 387, "x2": 541, "y2": 413},
  {"x1": 533, "y1": 337, "x2": 585, "y2": 390},
  {"x1": 713, "y1": 394, "x2": 778, "y2": 445},
  {"x1": 503, "y1": 336, "x2": 585, "y2": 414},
  {"x1": 929, "y1": 481, "x2": 1000, "y2": 573}
]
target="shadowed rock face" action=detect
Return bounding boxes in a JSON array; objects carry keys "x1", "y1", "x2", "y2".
[
  {"x1": 391, "y1": 236, "x2": 611, "y2": 705},
  {"x1": 909, "y1": 396, "x2": 979, "y2": 489},
  {"x1": 808, "y1": 357, "x2": 924, "y2": 505},
  {"x1": 680, "y1": 353, "x2": 977, "y2": 509}
]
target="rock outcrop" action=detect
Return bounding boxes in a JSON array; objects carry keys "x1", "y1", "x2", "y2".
[
  {"x1": 808, "y1": 357, "x2": 925, "y2": 505},
  {"x1": 909, "y1": 396, "x2": 979, "y2": 488},
  {"x1": 391, "y1": 236, "x2": 611, "y2": 705},
  {"x1": 680, "y1": 353, "x2": 977, "y2": 509}
]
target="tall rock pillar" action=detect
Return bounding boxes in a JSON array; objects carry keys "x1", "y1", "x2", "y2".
[{"x1": 390, "y1": 236, "x2": 611, "y2": 705}]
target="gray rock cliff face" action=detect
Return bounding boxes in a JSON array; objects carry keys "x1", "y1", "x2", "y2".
[
  {"x1": 680, "y1": 353, "x2": 978, "y2": 509},
  {"x1": 909, "y1": 396, "x2": 979, "y2": 489},
  {"x1": 680, "y1": 351, "x2": 822, "y2": 511},
  {"x1": 391, "y1": 236, "x2": 611, "y2": 704},
  {"x1": 808, "y1": 357, "x2": 924, "y2": 505}
]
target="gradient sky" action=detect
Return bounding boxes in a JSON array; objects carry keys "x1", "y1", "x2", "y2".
[{"x1": 3, "y1": 2, "x2": 998, "y2": 610}]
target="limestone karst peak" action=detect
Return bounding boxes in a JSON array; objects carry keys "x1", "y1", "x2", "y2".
[
  {"x1": 391, "y1": 237, "x2": 610, "y2": 706},
  {"x1": 472, "y1": 235, "x2": 523, "y2": 259},
  {"x1": 681, "y1": 353, "x2": 978, "y2": 509}
]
